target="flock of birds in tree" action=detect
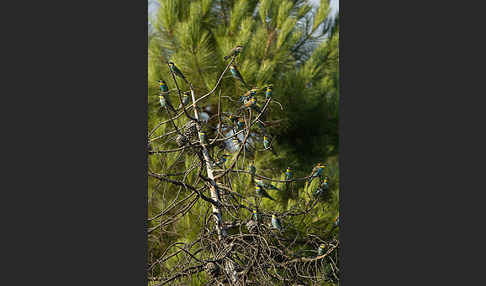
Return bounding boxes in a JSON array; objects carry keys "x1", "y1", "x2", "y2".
[{"x1": 154, "y1": 45, "x2": 339, "y2": 255}]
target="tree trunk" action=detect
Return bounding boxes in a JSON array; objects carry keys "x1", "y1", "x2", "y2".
[{"x1": 190, "y1": 86, "x2": 239, "y2": 285}]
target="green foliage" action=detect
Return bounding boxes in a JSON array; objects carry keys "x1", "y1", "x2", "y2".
[{"x1": 148, "y1": 0, "x2": 339, "y2": 284}]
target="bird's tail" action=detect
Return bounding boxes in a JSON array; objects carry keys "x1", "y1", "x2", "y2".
[
  {"x1": 270, "y1": 185, "x2": 280, "y2": 191},
  {"x1": 270, "y1": 147, "x2": 277, "y2": 156},
  {"x1": 163, "y1": 103, "x2": 175, "y2": 113},
  {"x1": 239, "y1": 77, "x2": 248, "y2": 89},
  {"x1": 167, "y1": 103, "x2": 176, "y2": 113},
  {"x1": 242, "y1": 81, "x2": 249, "y2": 89}
]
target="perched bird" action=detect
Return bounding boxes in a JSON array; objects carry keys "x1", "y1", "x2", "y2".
[
  {"x1": 334, "y1": 215, "x2": 339, "y2": 227},
  {"x1": 242, "y1": 97, "x2": 253, "y2": 107},
  {"x1": 313, "y1": 186, "x2": 324, "y2": 198},
  {"x1": 237, "y1": 117, "x2": 245, "y2": 129},
  {"x1": 232, "y1": 137, "x2": 240, "y2": 150},
  {"x1": 159, "y1": 95, "x2": 175, "y2": 112},
  {"x1": 254, "y1": 178, "x2": 265, "y2": 188},
  {"x1": 159, "y1": 95, "x2": 167, "y2": 108},
  {"x1": 230, "y1": 65, "x2": 248, "y2": 89},
  {"x1": 241, "y1": 88, "x2": 258, "y2": 103},
  {"x1": 309, "y1": 162, "x2": 326, "y2": 183},
  {"x1": 255, "y1": 179, "x2": 280, "y2": 191},
  {"x1": 322, "y1": 177, "x2": 329, "y2": 190},
  {"x1": 263, "y1": 136, "x2": 271, "y2": 149},
  {"x1": 177, "y1": 91, "x2": 191, "y2": 109},
  {"x1": 271, "y1": 214, "x2": 282, "y2": 231},
  {"x1": 228, "y1": 114, "x2": 239, "y2": 124},
  {"x1": 159, "y1": 80, "x2": 169, "y2": 93},
  {"x1": 265, "y1": 85, "x2": 273, "y2": 100},
  {"x1": 243, "y1": 97, "x2": 261, "y2": 113},
  {"x1": 249, "y1": 163, "x2": 256, "y2": 183},
  {"x1": 263, "y1": 136, "x2": 277, "y2": 155},
  {"x1": 313, "y1": 177, "x2": 329, "y2": 197},
  {"x1": 284, "y1": 167, "x2": 292, "y2": 191},
  {"x1": 199, "y1": 132, "x2": 208, "y2": 145},
  {"x1": 285, "y1": 167, "x2": 292, "y2": 181},
  {"x1": 224, "y1": 45, "x2": 243, "y2": 60},
  {"x1": 168, "y1": 61, "x2": 188, "y2": 84},
  {"x1": 317, "y1": 244, "x2": 326, "y2": 256},
  {"x1": 255, "y1": 185, "x2": 275, "y2": 201},
  {"x1": 212, "y1": 154, "x2": 230, "y2": 168},
  {"x1": 252, "y1": 209, "x2": 260, "y2": 222}
]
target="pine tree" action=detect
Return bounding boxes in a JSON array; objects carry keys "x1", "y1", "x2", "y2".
[{"x1": 148, "y1": 1, "x2": 339, "y2": 285}]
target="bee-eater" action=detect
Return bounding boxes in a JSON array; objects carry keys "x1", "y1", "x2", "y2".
[
  {"x1": 213, "y1": 154, "x2": 230, "y2": 168},
  {"x1": 168, "y1": 61, "x2": 188, "y2": 84},
  {"x1": 313, "y1": 186, "x2": 324, "y2": 198},
  {"x1": 159, "y1": 80, "x2": 169, "y2": 93},
  {"x1": 334, "y1": 215, "x2": 339, "y2": 227},
  {"x1": 309, "y1": 162, "x2": 326, "y2": 183},
  {"x1": 263, "y1": 136, "x2": 276, "y2": 155},
  {"x1": 159, "y1": 95, "x2": 175, "y2": 112},
  {"x1": 241, "y1": 88, "x2": 258, "y2": 102},
  {"x1": 265, "y1": 85, "x2": 273, "y2": 100},
  {"x1": 255, "y1": 179, "x2": 280, "y2": 191},
  {"x1": 177, "y1": 91, "x2": 190, "y2": 109},
  {"x1": 285, "y1": 167, "x2": 292, "y2": 181},
  {"x1": 243, "y1": 97, "x2": 254, "y2": 108},
  {"x1": 237, "y1": 117, "x2": 245, "y2": 129},
  {"x1": 313, "y1": 177, "x2": 329, "y2": 197},
  {"x1": 243, "y1": 97, "x2": 261, "y2": 113},
  {"x1": 255, "y1": 185, "x2": 275, "y2": 201},
  {"x1": 271, "y1": 214, "x2": 282, "y2": 231},
  {"x1": 254, "y1": 178, "x2": 266, "y2": 188},
  {"x1": 322, "y1": 177, "x2": 329, "y2": 190},
  {"x1": 252, "y1": 209, "x2": 260, "y2": 222},
  {"x1": 228, "y1": 114, "x2": 240, "y2": 128},
  {"x1": 199, "y1": 132, "x2": 208, "y2": 145},
  {"x1": 284, "y1": 167, "x2": 292, "y2": 191},
  {"x1": 230, "y1": 64, "x2": 248, "y2": 89},
  {"x1": 263, "y1": 136, "x2": 271, "y2": 149},
  {"x1": 159, "y1": 95, "x2": 166, "y2": 108},
  {"x1": 317, "y1": 244, "x2": 326, "y2": 256},
  {"x1": 224, "y1": 45, "x2": 243, "y2": 60},
  {"x1": 232, "y1": 137, "x2": 240, "y2": 150}
]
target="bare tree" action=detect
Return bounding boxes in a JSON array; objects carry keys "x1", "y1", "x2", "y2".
[{"x1": 147, "y1": 55, "x2": 339, "y2": 286}]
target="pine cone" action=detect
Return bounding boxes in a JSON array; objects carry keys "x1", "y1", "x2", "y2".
[
  {"x1": 175, "y1": 134, "x2": 188, "y2": 147},
  {"x1": 205, "y1": 262, "x2": 220, "y2": 278},
  {"x1": 246, "y1": 219, "x2": 258, "y2": 233},
  {"x1": 184, "y1": 121, "x2": 198, "y2": 139}
]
